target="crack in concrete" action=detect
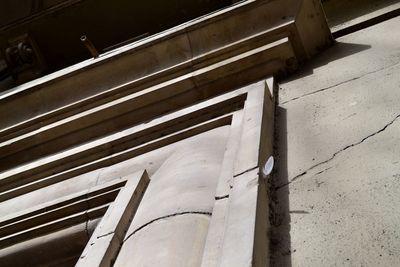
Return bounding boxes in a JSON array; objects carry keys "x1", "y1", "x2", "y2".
[
  {"x1": 215, "y1": 194, "x2": 229, "y2": 200},
  {"x1": 315, "y1": 166, "x2": 333, "y2": 176},
  {"x1": 79, "y1": 231, "x2": 116, "y2": 259},
  {"x1": 97, "y1": 231, "x2": 115, "y2": 239},
  {"x1": 123, "y1": 211, "x2": 212, "y2": 243},
  {"x1": 83, "y1": 193, "x2": 91, "y2": 239},
  {"x1": 280, "y1": 61, "x2": 400, "y2": 105},
  {"x1": 276, "y1": 113, "x2": 400, "y2": 190},
  {"x1": 94, "y1": 169, "x2": 102, "y2": 186},
  {"x1": 233, "y1": 166, "x2": 259, "y2": 178}
]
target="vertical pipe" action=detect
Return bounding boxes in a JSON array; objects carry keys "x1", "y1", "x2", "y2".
[{"x1": 80, "y1": 35, "x2": 99, "y2": 58}]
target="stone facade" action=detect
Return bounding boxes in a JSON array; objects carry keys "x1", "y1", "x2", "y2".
[{"x1": 0, "y1": 0, "x2": 332, "y2": 266}]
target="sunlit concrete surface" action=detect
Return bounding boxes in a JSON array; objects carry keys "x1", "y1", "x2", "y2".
[{"x1": 272, "y1": 17, "x2": 400, "y2": 266}]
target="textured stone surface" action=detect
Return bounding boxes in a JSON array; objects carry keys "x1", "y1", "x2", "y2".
[
  {"x1": 280, "y1": 16, "x2": 400, "y2": 103},
  {"x1": 200, "y1": 198, "x2": 229, "y2": 267},
  {"x1": 0, "y1": 126, "x2": 224, "y2": 217},
  {"x1": 125, "y1": 126, "x2": 229, "y2": 236},
  {"x1": 0, "y1": 1, "x2": 324, "y2": 266},
  {"x1": 0, "y1": 79, "x2": 275, "y2": 266},
  {"x1": 273, "y1": 17, "x2": 400, "y2": 266},
  {"x1": 115, "y1": 214, "x2": 211, "y2": 267},
  {"x1": 218, "y1": 169, "x2": 263, "y2": 267}
]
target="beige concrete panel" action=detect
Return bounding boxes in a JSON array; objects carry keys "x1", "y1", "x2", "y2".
[
  {"x1": 218, "y1": 169, "x2": 263, "y2": 267},
  {"x1": 114, "y1": 214, "x2": 210, "y2": 267},
  {"x1": 234, "y1": 80, "x2": 275, "y2": 176},
  {"x1": 200, "y1": 198, "x2": 229, "y2": 267},
  {"x1": 96, "y1": 146, "x2": 174, "y2": 185},
  {"x1": 275, "y1": 19, "x2": 400, "y2": 266},
  {"x1": 287, "y1": 121, "x2": 400, "y2": 266},
  {"x1": 0, "y1": 118, "x2": 229, "y2": 210},
  {"x1": 279, "y1": 16, "x2": 400, "y2": 103},
  {"x1": 0, "y1": 88, "x2": 244, "y2": 187},
  {"x1": 214, "y1": 111, "x2": 244, "y2": 198},
  {"x1": 0, "y1": 170, "x2": 99, "y2": 216},
  {"x1": 280, "y1": 58, "x2": 400, "y2": 181},
  {"x1": 94, "y1": 122, "x2": 231, "y2": 185},
  {"x1": 234, "y1": 82, "x2": 266, "y2": 175},
  {"x1": 125, "y1": 126, "x2": 229, "y2": 236},
  {"x1": 0, "y1": 115, "x2": 230, "y2": 202}
]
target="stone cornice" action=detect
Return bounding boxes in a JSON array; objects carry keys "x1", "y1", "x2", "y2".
[{"x1": 0, "y1": 0, "x2": 331, "y2": 174}]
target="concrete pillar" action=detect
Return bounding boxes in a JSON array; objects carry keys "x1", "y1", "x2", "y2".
[{"x1": 114, "y1": 126, "x2": 229, "y2": 266}]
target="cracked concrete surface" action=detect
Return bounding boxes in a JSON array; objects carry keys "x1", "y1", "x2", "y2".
[
  {"x1": 123, "y1": 211, "x2": 212, "y2": 242},
  {"x1": 280, "y1": 59, "x2": 400, "y2": 182},
  {"x1": 272, "y1": 17, "x2": 400, "y2": 266},
  {"x1": 277, "y1": 111, "x2": 400, "y2": 190},
  {"x1": 115, "y1": 214, "x2": 211, "y2": 267},
  {"x1": 280, "y1": 61, "x2": 400, "y2": 105}
]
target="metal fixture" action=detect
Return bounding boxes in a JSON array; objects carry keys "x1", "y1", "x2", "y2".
[
  {"x1": 2, "y1": 34, "x2": 45, "y2": 85},
  {"x1": 262, "y1": 156, "x2": 274, "y2": 178},
  {"x1": 80, "y1": 35, "x2": 99, "y2": 58}
]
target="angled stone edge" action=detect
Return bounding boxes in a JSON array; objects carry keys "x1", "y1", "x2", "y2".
[
  {"x1": 0, "y1": 20, "x2": 290, "y2": 141},
  {"x1": 0, "y1": 94, "x2": 245, "y2": 182},
  {"x1": 0, "y1": 86, "x2": 251, "y2": 201},
  {"x1": 0, "y1": 171, "x2": 148, "y2": 264},
  {"x1": 77, "y1": 170, "x2": 149, "y2": 267},
  {"x1": 0, "y1": 115, "x2": 231, "y2": 202},
  {"x1": 214, "y1": 110, "x2": 245, "y2": 199},
  {"x1": 0, "y1": 37, "x2": 292, "y2": 170},
  {"x1": 218, "y1": 168, "x2": 269, "y2": 267},
  {"x1": 213, "y1": 76, "x2": 276, "y2": 198},
  {"x1": 200, "y1": 198, "x2": 230, "y2": 267},
  {"x1": 201, "y1": 78, "x2": 275, "y2": 267},
  {"x1": 0, "y1": 76, "x2": 271, "y2": 200},
  {"x1": 234, "y1": 78, "x2": 275, "y2": 177}
]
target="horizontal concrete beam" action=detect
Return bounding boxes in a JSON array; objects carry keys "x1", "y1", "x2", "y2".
[
  {"x1": 0, "y1": 37, "x2": 294, "y2": 170},
  {"x1": 0, "y1": 1, "x2": 331, "y2": 166},
  {"x1": 0, "y1": 88, "x2": 248, "y2": 200}
]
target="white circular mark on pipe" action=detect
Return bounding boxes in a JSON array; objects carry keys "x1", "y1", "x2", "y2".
[{"x1": 262, "y1": 156, "x2": 274, "y2": 177}]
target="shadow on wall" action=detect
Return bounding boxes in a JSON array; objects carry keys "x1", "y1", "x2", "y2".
[
  {"x1": 270, "y1": 106, "x2": 292, "y2": 267},
  {"x1": 269, "y1": 39, "x2": 371, "y2": 266},
  {"x1": 282, "y1": 41, "x2": 371, "y2": 83},
  {"x1": 322, "y1": 0, "x2": 400, "y2": 27}
]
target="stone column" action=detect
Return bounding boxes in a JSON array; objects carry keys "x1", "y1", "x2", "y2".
[{"x1": 114, "y1": 127, "x2": 229, "y2": 266}]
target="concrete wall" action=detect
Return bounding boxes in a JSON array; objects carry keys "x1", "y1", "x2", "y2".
[
  {"x1": 0, "y1": 1, "x2": 332, "y2": 266},
  {"x1": 272, "y1": 16, "x2": 400, "y2": 267}
]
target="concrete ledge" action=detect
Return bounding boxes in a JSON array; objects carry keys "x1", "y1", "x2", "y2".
[
  {"x1": 0, "y1": 0, "x2": 331, "y2": 146},
  {"x1": 0, "y1": 37, "x2": 292, "y2": 170}
]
